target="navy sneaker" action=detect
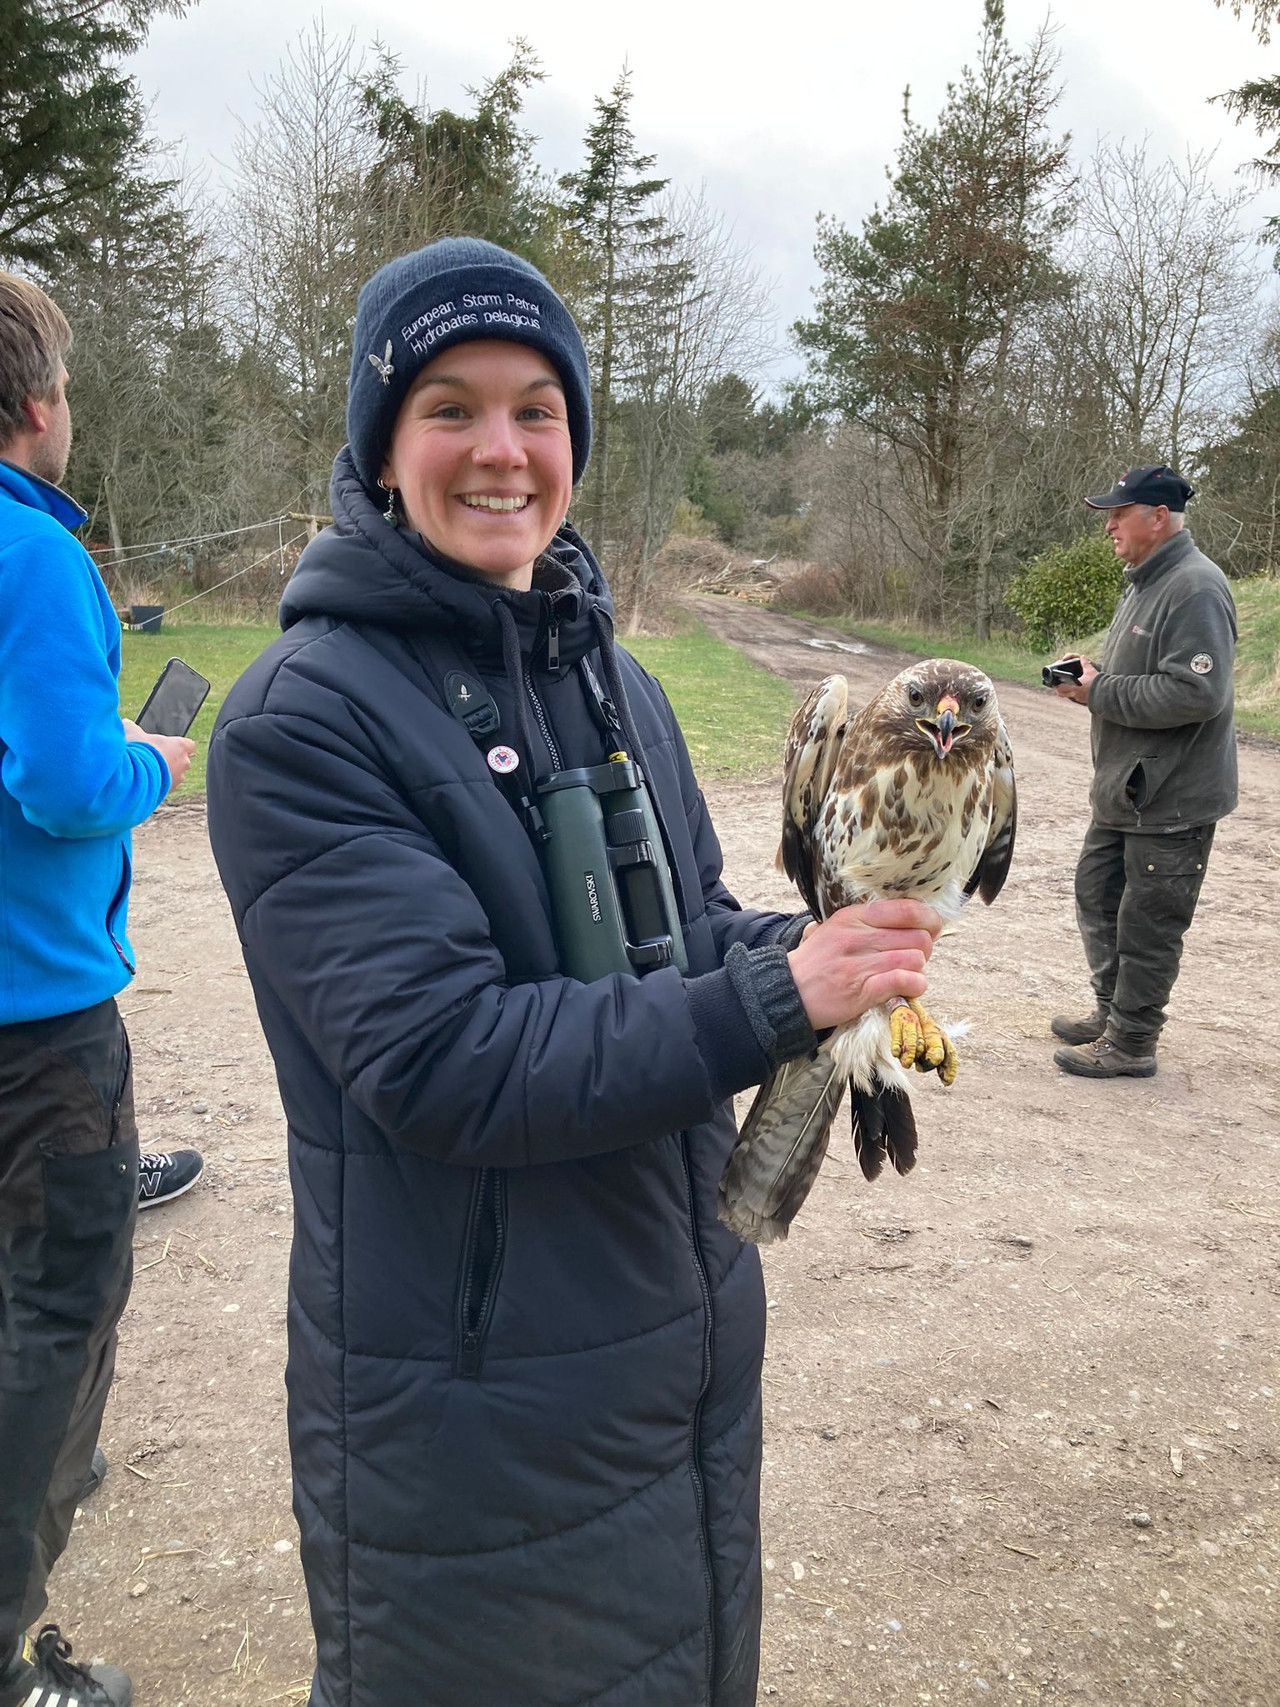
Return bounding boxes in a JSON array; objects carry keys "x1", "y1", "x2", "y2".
[
  {"x1": 0, "y1": 1625, "x2": 132, "y2": 1706},
  {"x1": 136, "y1": 1148, "x2": 204, "y2": 1210}
]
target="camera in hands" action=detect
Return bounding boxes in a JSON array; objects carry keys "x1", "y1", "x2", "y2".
[{"x1": 1042, "y1": 658, "x2": 1085, "y2": 688}]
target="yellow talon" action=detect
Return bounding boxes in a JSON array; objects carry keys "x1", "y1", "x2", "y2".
[
  {"x1": 889, "y1": 1002, "x2": 924, "y2": 1068},
  {"x1": 891, "y1": 999, "x2": 959, "y2": 1085},
  {"x1": 910, "y1": 998, "x2": 947, "y2": 1068}
]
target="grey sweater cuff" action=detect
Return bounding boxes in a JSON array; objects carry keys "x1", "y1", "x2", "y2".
[
  {"x1": 723, "y1": 940, "x2": 817, "y2": 1069},
  {"x1": 774, "y1": 911, "x2": 814, "y2": 951}
]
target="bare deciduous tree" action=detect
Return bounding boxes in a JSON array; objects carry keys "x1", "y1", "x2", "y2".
[
  {"x1": 227, "y1": 25, "x2": 380, "y2": 519},
  {"x1": 1059, "y1": 142, "x2": 1263, "y2": 469}
]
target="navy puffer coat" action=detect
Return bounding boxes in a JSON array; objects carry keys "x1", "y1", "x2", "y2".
[{"x1": 206, "y1": 451, "x2": 809, "y2": 1707}]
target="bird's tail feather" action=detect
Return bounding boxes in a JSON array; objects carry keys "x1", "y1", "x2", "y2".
[
  {"x1": 718, "y1": 1052, "x2": 847, "y2": 1245},
  {"x1": 849, "y1": 1076, "x2": 917, "y2": 1181}
]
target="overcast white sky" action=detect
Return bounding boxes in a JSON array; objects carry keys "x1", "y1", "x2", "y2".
[{"x1": 132, "y1": 0, "x2": 1280, "y2": 378}]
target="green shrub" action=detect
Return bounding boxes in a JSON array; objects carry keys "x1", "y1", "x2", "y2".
[{"x1": 1006, "y1": 531, "x2": 1125, "y2": 649}]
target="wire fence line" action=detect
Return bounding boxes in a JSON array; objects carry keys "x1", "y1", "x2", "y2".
[
  {"x1": 90, "y1": 514, "x2": 293, "y2": 567},
  {"x1": 125, "y1": 531, "x2": 309, "y2": 621}
]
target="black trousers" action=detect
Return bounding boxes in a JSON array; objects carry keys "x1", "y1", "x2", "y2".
[
  {"x1": 0, "y1": 998, "x2": 138, "y2": 1649},
  {"x1": 1074, "y1": 822, "x2": 1215, "y2": 1054}
]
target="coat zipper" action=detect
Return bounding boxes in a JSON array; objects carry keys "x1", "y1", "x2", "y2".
[
  {"x1": 522, "y1": 588, "x2": 573, "y2": 772},
  {"x1": 456, "y1": 1169, "x2": 508, "y2": 1377},
  {"x1": 680, "y1": 1132, "x2": 717, "y2": 1697},
  {"x1": 524, "y1": 667, "x2": 563, "y2": 772},
  {"x1": 106, "y1": 847, "x2": 136, "y2": 974}
]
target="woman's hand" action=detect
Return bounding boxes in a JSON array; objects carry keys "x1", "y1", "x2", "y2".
[{"x1": 787, "y1": 899, "x2": 943, "y2": 1030}]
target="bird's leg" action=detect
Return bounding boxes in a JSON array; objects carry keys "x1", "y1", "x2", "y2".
[
  {"x1": 908, "y1": 998, "x2": 958, "y2": 1084},
  {"x1": 887, "y1": 997, "x2": 959, "y2": 1086},
  {"x1": 887, "y1": 996, "x2": 924, "y2": 1070}
]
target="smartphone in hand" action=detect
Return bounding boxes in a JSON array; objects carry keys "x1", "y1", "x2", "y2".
[{"x1": 137, "y1": 658, "x2": 210, "y2": 737}]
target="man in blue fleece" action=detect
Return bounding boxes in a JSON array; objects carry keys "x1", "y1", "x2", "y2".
[{"x1": 0, "y1": 272, "x2": 199, "y2": 1707}]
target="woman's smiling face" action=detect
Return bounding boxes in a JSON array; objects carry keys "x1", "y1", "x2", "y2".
[{"x1": 379, "y1": 340, "x2": 574, "y2": 589}]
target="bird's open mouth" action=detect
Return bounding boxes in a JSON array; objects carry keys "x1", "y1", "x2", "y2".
[{"x1": 916, "y1": 699, "x2": 969, "y2": 758}]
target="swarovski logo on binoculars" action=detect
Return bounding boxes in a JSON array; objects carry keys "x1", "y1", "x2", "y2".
[{"x1": 584, "y1": 871, "x2": 603, "y2": 924}]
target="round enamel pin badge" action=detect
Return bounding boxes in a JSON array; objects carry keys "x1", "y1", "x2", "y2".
[
  {"x1": 1190, "y1": 653, "x2": 1213, "y2": 674},
  {"x1": 487, "y1": 745, "x2": 520, "y2": 774}
]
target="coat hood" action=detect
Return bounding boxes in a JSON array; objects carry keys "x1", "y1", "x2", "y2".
[{"x1": 279, "y1": 446, "x2": 613, "y2": 669}]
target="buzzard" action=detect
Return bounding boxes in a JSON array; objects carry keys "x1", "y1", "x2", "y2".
[{"x1": 719, "y1": 659, "x2": 1016, "y2": 1244}]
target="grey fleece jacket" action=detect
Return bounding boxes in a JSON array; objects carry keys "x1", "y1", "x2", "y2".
[{"x1": 1086, "y1": 529, "x2": 1237, "y2": 833}]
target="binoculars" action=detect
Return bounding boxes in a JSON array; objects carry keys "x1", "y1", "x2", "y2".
[{"x1": 537, "y1": 755, "x2": 689, "y2": 984}]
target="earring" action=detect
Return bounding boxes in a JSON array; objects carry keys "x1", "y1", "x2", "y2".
[{"x1": 378, "y1": 480, "x2": 398, "y2": 527}]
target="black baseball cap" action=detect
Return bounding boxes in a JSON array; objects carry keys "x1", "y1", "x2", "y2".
[{"x1": 1085, "y1": 465, "x2": 1195, "y2": 511}]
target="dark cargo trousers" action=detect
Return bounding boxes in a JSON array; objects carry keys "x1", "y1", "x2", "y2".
[
  {"x1": 0, "y1": 998, "x2": 138, "y2": 1652},
  {"x1": 1074, "y1": 822, "x2": 1215, "y2": 1055}
]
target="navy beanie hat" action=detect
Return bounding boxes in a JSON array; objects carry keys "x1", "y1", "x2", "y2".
[{"x1": 346, "y1": 237, "x2": 592, "y2": 493}]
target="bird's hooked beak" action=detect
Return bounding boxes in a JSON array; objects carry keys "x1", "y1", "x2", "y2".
[{"x1": 916, "y1": 694, "x2": 969, "y2": 759}]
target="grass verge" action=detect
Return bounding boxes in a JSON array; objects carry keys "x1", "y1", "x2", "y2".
[
  {"x1": 627, "y1": 624, "x2": 797, "y2": 779},
  {"x1": 121, "y1": 618, "x2": 797, "y2": 797},
  {"x1": 120, "y1": 623, "x2": 276, "y2": 796},
  {"x1": 1234, "y1": 578, "x2": 1280, "y2": 740}
]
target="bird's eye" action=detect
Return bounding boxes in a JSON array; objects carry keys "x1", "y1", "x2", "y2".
[
  {"x1": 908, "y1": 687, "x2": 924, "y2": 708},
  {"x1": 972, "y1": 693, "x2": 987, "y2": 709}
]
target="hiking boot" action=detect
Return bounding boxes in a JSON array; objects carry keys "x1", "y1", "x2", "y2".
[
  {"x1": 79, "y1": 1447, "x2": 109, "y2": 1503},
  {"x1": 1054, "y1": 1036, "x2": 1157, "y2": 1079},
  {"x1": 0, "y1": 1625, "x2": 132, "y2": 1707},
  {"x1": 137, "y1": 1147, "x2": 204, "y2": 1209},
  {"x1": 1050, "y1": 1008, "x2": 1108, "y2": 1046}
]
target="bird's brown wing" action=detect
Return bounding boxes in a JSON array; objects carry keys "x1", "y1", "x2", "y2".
[
  {"x1": 779, "y1": 674, "x2": 849, "y2": 921},
  {"x1": 965, "y1": 716, "x2": 1017, "y2": 906},
  {"x1": 718, "y1": 1051, "x2": 848, "y2": 1244}
]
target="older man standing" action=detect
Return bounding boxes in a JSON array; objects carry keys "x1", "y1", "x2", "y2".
[{"x1": 1050, "y1": 464, "x2": 1237, "y2": 1080}]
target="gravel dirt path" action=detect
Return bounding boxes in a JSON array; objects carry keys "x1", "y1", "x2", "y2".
[{"x1": 50, "y1": 599, "x2": 1280, "y2": 1706}]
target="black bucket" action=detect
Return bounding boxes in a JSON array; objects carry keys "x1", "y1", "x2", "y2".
[{"x1": 129, "y1": 604, "x2": 164, "y2": 634}]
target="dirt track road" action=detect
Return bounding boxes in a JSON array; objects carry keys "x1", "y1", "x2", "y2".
[{"x1": 51, "y1": 599, "x2": 1280, "y2": 1706}]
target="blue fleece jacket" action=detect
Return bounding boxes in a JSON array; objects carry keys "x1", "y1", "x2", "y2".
[{"x1": 0, "y1": 459, "x2": 170, "y2": 1024}]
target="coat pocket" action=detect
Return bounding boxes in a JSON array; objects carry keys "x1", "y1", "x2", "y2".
[
  {"x1": 455, "y1": 1168, "x2": 508, "y2": 1377},
  {"x1": 106, "y1": 845, "x2": 136, "y2": 975},
  {"x1": 0, "y1": 1010, "x2": 132, "y2": 1228},
  {"x1": 1125, "y1": 749, "x2": 1179, "y2": 815},
  {"x1": 38, "y1": 1136, "x2": 138, "y2": 1323}
]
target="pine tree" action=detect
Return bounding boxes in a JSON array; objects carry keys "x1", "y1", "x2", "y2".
[
  {"x1": 559, "y1": 68, "x2": 670, "y2": 555},
  {"x1": 793, "y1": 1, "x2": 1071, "y2": 628},
  {"x1": 1212, "y1": 0, "x2": 1280, "y2": 250},
  {"x1": 0, "y1": 0, "x2": 190, "y2": 266},
  {"x1": 359, "y1": 42, "x2": 551, "y2": 265},
  {"x1": 54, "y1": 139, "x2": 231, "y2": 552}
]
